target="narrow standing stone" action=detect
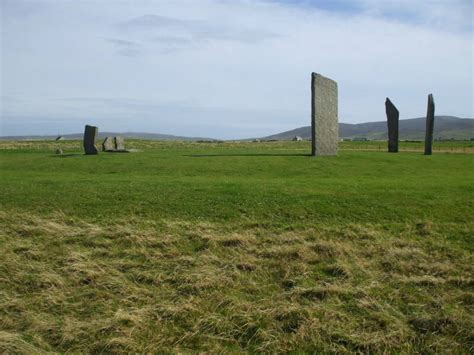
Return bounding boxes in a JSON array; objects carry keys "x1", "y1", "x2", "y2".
[
  {"x1": 385, "y1": 98, "x2": 399, "y2": 153},
  {"x1": 424, "y1": 94, "x2": 435, "y2": 155},
  {"x1": 102, "y1": 137, "x2": 115, "y2": 151},
  {"x1": 83, "y1": 125, "x2": 98, "y2": 155},
  {"x1": 311, "y1": 73, "x2": 338, "y2": 156}
]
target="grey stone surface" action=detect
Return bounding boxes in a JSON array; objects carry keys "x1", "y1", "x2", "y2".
[
  {"x1": 385, "y1": 98, "x2": 399, "y2": 153},
  {"x1": 102, "y1": 137, "x2": 115, "y2": 151},
  {"x1": 424, "y1": 94, "x2": 435, "y2": 155},
  {"x1": 114, "y1": 136, "x2": 125, "y2": 150},
  {"x1": 83, "y1": 125, "x2": 98, "y2": 155},
  {"x1": 311, "y1": 73, "x2": 338, "y2": 156}
]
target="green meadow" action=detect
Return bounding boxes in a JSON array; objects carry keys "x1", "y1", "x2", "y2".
[{"x1": 1, "y1": 140, "x2": 473, "y2": 353}]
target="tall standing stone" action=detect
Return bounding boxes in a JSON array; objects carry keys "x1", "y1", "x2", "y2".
[
  {"x1": 424, "y1": 94, "x2": 435, "y2": 155},
  {"x1": 83, "y1": 125, "x2": 98, "y2": 155},
  {"x1": 385, "y1": 98, "x2": 399, "y2": 153},
  {"x1": 102, "y1": 136, "x2": 115, "y2": 151},
  {"x1": 311, "y1": 73, "x2": 338, "y2": 156}
]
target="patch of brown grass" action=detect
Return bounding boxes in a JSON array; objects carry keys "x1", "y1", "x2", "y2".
[{"x1": 1, "y1": 211, "x2": 473, "y2": 353}]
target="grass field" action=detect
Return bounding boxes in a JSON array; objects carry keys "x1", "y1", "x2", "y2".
[{"x1": 1, "y1": 140, "x2": 473, "y2": 353}]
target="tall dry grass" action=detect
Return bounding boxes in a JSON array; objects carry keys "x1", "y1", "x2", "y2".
[{"x1": 1, "y1": 211, "x2": 472, "y2": 352}]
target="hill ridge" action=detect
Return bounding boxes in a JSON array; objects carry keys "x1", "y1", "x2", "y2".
[
  {"x1": 262, "y1": 116, "x2": 474, "y2": 141},
  {"x1": 1, "y1": 116, "x2": 472, "y2": 141},
  {"x1": 0, "y1": 131, "x2": 217, "y2": 141}
]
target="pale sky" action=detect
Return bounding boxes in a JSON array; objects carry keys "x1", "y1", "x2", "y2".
[{"x1": 1, "y1": 0, "x2": 473, "y2": 139}]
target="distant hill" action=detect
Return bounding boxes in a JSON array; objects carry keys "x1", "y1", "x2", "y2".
[
  {"x1": 262, "y1": 116, "x2": 474, "y2": 141},
  {"x1": 2, "y1": 116, "x2": 473, "y2": 141},
  {"x1": 0, "y1": 132, "x2": 216, "y2": 141}
]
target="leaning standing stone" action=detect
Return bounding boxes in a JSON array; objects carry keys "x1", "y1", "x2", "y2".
[
  {"x1": 102, "y1": 137, "x2": 115, "y2": 151},
  {"x1": 83, "y1": 125, "x2": 99, "y2": 155},
  {"x1": 311, "y1": 73, "x2": 338, "y2": 156},
  {"x1": 424, "y1": 94, "x2": 435, "y2": 155},
  {"x1": 385, "y1": 98, "x2": 399, "y2": 153}
]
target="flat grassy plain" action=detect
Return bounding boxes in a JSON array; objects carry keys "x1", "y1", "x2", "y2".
[{"x1": 1, "y1": 140, "x2": 473, "y2": 353}]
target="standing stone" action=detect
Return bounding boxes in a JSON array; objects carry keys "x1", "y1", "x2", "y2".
[
  {"x1": 311, "y1": 73, "x2": 338, "y2": 156},
  {"x1": 385, "y1": 98, "x2": 399, "y2": 153},
  {"x1": 424, "y1": 94, "x2": 435, "y2": 155},
  {"x1": 114, "y1": 136, "x2": 125, "y2": 150},
  {"x1": 83, "y1": 125, "x2": 98, "y2": 155},
  {"x1": 102, "y1": 136, "x2": 115, "y2": 151}
]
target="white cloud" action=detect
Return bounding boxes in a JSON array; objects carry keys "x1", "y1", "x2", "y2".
[
  {"x1": 357, "y1": 0, "x2": 473, "y2": 32},
  {"x1": 1, "y1": 0, "x2": 472, "y2": 138}
]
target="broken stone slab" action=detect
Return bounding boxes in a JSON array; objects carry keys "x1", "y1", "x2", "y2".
[
  {"x1": 114, "y1": 136, "x2": 125, "y2": 151},
  {"x1": 385, "y1": 98, "x2": 399, "y2": 153},
  {"x1": 311, "y1": 73, "x2": 338, "y2": 156},
  {"x1": 83, "y1": 125, "x2": 98, "y2": 155},
  {"x1": 102, "y1": 137, "x2": 115, "y2": 151},
  {"x1": 101, "y1": 135, "x2": 130, "y2": 153},
  {"x1": 424, "y1": 94, "x2": 435, "y2": 155}
]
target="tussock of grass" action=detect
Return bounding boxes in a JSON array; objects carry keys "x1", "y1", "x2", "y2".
[{"x1": 1, "y1": 211, "x2": 473, "y2": 353}]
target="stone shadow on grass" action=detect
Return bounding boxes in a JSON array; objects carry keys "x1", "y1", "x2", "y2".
[
  {"x1": 184, "y1": 153, "x2": 311, "y2": 157},
  {"x1": 51, "y1": 154, "x2": 84, "y2": 158}
]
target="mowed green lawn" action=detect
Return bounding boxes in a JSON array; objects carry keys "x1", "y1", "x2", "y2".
[
  {"x1": 1, "y1": 140, "x2": 473, "y2": 227},
  {"x1": 1, "y1": 140, "x2": 473, "y2": 353}
]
